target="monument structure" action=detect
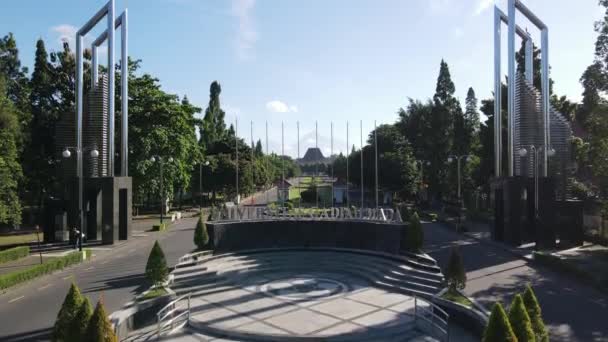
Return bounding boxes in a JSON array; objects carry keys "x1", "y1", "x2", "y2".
[
  {"x1": 53, "y1": 0, "x2": 131, "y2": 245},
  {"x1": 493, "y1": 0, "x2": 576, "y2": 246}
]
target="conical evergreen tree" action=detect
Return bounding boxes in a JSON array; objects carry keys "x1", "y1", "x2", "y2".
[
  {"x1": 483, "y1": 302, "x2": 518, "y2": 342},
  {"x1": 145, "y1": 241, "x2": 168, "y2": 286},
  {"x1": 522, "y1": 285, "x2": 549, "y2": 342},
  {"x1": 508, "y1": 294, "x2": 536, "y2": 342},
  {"x1": 53, "y1": 283, "x2": 84, "y2": 342},
  {"x1": 404, "y1": 212, "x2": 424, "y2": 252},
  {"x1": 87, "y1": 298, "x2": 117, "y2": 342},
  {"x1": 445, "y1": 246, "x2": 466, "y2": 291},
  {"x1": 194, "y1": 214, "x2": 209, "y2": 249},
  {"x1": 67, "y1": 297, "x2": 93, "y2": 342}
]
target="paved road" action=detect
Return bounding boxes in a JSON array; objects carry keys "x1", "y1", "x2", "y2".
[
  {"x1": 0, "y1": 217, "x2": 198, "y2": 342},
  {"x1": 424, "y1": 221, "x2": 608, "y2": 342}
]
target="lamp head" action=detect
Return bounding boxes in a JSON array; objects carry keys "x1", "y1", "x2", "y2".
[
  {"x1": 547, "y1": 148, "x2": 556, "y2": 157},
  {"x1": 150, "y1": 156, "x2": 156, "y2": 162},
  {"x1": 90, "y1": 149, "x2": 99, "y2": 158},
  {"x1": 62, "y1": 149, "x2": 71, "y2": 158},
  {"x1": 168, "y1": 157, "x2": 174, "y2": 162},
  {"x1": 447, "y1": 157, "x2": 453, "y2": 163},
  {"x1": 518, "y1": 148, "x2": 528, "y2": 157}
]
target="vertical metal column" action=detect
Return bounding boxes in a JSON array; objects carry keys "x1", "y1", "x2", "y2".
[
  {"x1": 315, "y1": 121, "x2": 318, "y2": 208},
  {"x1": 541, "y1": 28, "x2": 550, "y2": 177},
  {"x1": 297, "y1": 121, "x2": 301, "y2": 208},
  {"x1": 235, "y1": 118, "x2": 239, "y2": 203},
  {"x1": 374, "y1": 120, "x2": 378, "y2": 209},
  {"x1": 120, "y1": 8, "x2": 128, "y2": 176},
  {"x1": 494, "y1": 6, "x2": 502, "y2": 178},
  {"x1": 75, "y1": 34, "x2": 84, "y2": 250},
  {"x1": 265, "y1": 121, "x2": 269, "y2": 204},
  {"x1": 281, "y1": 121, "x2": 285, "y2": 205},
  {"x1": 507, "y1": 0, "x2": 516, "y2": 177},
  {"x1": 250, "y1": 121, "x2": 254, "y2": 205},
  {"x1": 331, "y1": 122, "x2": 334, "y2": 206},
  {"x1": 360, "y1": 120, "x2": 363, "y2": 208},
  {"x1": 108, "y1": 0, "x2": 115, "y2": 176},
  {"x1": 525, "y1": 34, "x2": 533, "y2": 83},
  {"x1": 346, "y1": 121, "x2": 349, "y2": 206}
]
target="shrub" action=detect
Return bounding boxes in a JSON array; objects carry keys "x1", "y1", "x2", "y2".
[
  {"x1": 0, "y1": 251, "x2": 84, "y2": 290},
  {"x1": 67, "y1": 296, "x2": 93, "y2": 342},
  {"x1": 152, "y1": 223, "x2": 167, "y2": 231},
  {"x1": 404, "y1": 212, "x2": 424, "y2": 252},
  {"x1": 145, "y1": 241, "x2": 168, "y2": 286},
  {"x1": 445, "y1": 246, "x2": 466, "y2": 291},
  {"x1": 87, "y1": 298, "x2": 117, "y2": 342},
  {"x1": 0, "y1": 246, "x2": 29, "y2": 264},
  {"x1": 285, "y1": 200, "x2": 294, "y2": 211},
  {"x1": 483, "y1": 302, "x2": 518, "y2": 342},
  {"x1": 194, "y1": 214, "x2": 209, "y2": 250},
  {"x1": 508, "y1": 294, "x2": 535, "y2": 342},
  {"x1": 523, "y1": 285, "x2": 549, "y2": 342},
  {"x1": 53, "y1": 283, "x2": 84, "y2": 342}
]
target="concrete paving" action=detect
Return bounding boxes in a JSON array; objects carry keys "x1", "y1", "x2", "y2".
[
  {"x1": 424, "y1": 221, "x2": 608, "y2": 342},
  {"x1": 0, "y1": 216, "x2": 199, "y2": 342}
]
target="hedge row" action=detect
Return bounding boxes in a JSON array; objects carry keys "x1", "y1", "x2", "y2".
[
  {"x1": 0, "y1": 250, "x2": 87, "y2": 290},
  {"x1": 0, "y1": 246, "x2": 29, "y2": 264}
]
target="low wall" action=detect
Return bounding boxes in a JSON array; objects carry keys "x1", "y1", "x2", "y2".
[{"x1": 207, "y1": 219, "x2": 407, "y2": 254}]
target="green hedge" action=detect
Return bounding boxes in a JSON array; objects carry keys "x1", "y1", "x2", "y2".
[
  {"x1": 0, "y1": 246, "x2": 29, "y2": 264},
  {"x1": 0, "y1": 251, "x2": 86, "y2": 290}
]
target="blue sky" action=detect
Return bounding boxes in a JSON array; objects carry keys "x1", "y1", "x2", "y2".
[{"x1": 0, "y1": 0, "x2": 604, "y2": 156}]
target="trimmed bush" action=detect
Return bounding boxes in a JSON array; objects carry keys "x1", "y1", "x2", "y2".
[
  {"x1": 404, "y1": 212, "x2": 424, "y2": 252},
  {"x1": 508, "y1": 294, "x2": 535, "y2": 342},
  {"x1": 87, "y1": 298, "x2": 117, "y2": 342},
  {"x1": 0, "y1": 246, "x2": 29, "y2": 264},
  {"x1": 445, "y1": 246, "x2": 466, "y2": 291},
  {"x1": 483, "y1": 302, "x2": 518, "y2": 342},
  {"x1": 145, "y1": 241, "x2": 168, "y2": 286},
  {"x1": 67, "y1": 296, "x2": 93, "y2": 342},
  {"x1": 0, "y1": 251, "x2": 84, "y2": 290},
  {"x1": 523, "y1": 285, "x2": 549, "y2": 342},
  {"x1": 152, "y1": 223, "x2": 167, "y2": 231},
  {"x1": 194, "y1": 214, "x2": 209, "y2": 250},
  {"x1": 53, "y1": 283, "x2": 84, "y2": 342}
]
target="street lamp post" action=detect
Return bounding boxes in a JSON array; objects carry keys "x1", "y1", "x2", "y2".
[
  {"x1": 448, "y1": 155, "x2": 471, "y2": 206},
  {"x1": 62, "y1": 147, "x2": 99, "y2": 252},
  {"x1": 150, "y1": 156, "x2": 173, "y2": 225},
  {"x1": 199, "y1": 160, "x2": 210, "y2": 211}
]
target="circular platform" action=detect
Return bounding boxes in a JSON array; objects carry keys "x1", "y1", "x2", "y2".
[{"x1": 170, "y1": 248, "x2": 446, "y2": 341}]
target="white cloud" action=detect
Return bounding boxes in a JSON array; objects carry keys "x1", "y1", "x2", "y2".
[
  {"x1": 266, "y1": 100, "x2": 298, "y2": 113},
  {"x1": 231, "y1": 0, "x2": 258, "y2": 60},
  {"x1": 474, "y1": 0, "x2": 496, "y2": 16},
  {"x1": 51, "y1": 24, "x2": 77, "y2": 47}
]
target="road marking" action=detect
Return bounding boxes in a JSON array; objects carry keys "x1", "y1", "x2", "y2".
[
  {"x1": 84, "y1": 266, "x2": 95, "y2": 271},
  {"x1": 114, "y1": 254, "x2": 124, "y2": 258},
  {"x1": 37, "y1": 284, "x2": 51, "y2": 291},
  {"x1": 100, "y1": 260, "x2": 109, "y2": 265},
  {"x1": 8, "y1": 296, "x2": 24, "y2": 303},
  {"x1": 127, "y1": 249, "x2": 135, "y2": 254},
  {"x1": 62, "y1": 275, "x2": 73, "y2": 280}
]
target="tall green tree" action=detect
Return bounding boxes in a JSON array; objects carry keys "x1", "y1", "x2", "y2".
[
  {"x1": 0, "y1": 76, "x2": 23, "y2": 226},
  {"x1": 483, "y1": 302, "x2": 518, "y2": 342},
  {"x1": 508, "y1": 294, "x2": 536, "y2": 342},
  {"x1": 0, "y1": 33, "x2": 30, "y2": 113},
  {"x1": 145, "y1": 240, "x2": 168, "y2": 286},
  {"x1": 200, "y1": 81, "x2": 227, "y2": 152},
  {"x1": 445, "y1": 246, "x2": 466, "y2": 291},
  {"x1": 86, "y1": 298, "x2": 117, "y2": 342},
  {"x1": 522, "y1": 285, "x2": 549, "y2": 342},
  {"x1": 53, "y1": 283, "x2": 84, "y2": 342}
]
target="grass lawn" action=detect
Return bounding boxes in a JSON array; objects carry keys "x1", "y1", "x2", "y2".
[
  {"x1": 441, "y1": 289, "x2": 473, "y2": 307},
  {"x1": 140, "y1": 287, "x2": 168, "y2": 301},
  {"x1": 0, "y1": 233, "x2": 42, "y2": 247}
]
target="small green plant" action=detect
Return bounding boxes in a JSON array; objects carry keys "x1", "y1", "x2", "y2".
[
  {"x1": 404, "y1": 212, "x2": 424, "y2": 252},
  {"x1": 508, "y1": 294, "x2": 536, "y2": 342},
  {"x1": 53, "y1": 282, "x2": 84, "y2": 342},
  {"x1": 152, "y1": 223, "x2": 167, "y2": 231},
  {"x1": 145, "y1": 241, "x2": 168, "y2": 287},
  {"x1": 444, "y1": 246, "x2": 466, "y2": 291},
  {"x1": 483, "y1": 302, "x2": 518, "y2": 342},
  {"x1": 522, "y1": 285, "x2": 549, "y2": 342},
  {"x1": 67, "y1": 296, "x2": 93, "y2": 342},
  {"x1": 86, "y1": 298, "x2": 117, "y2": 342},
  {"x1": 194, "y1": 214, "x2": 209, "y2": 250}
]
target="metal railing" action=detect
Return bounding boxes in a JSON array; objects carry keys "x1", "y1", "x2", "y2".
[
  {"x1": 414, "y1": 296, "x2": 450, "y2": 342},
  {"x1": 157, "y1": 293, "x2": 191, "y2": 338}
]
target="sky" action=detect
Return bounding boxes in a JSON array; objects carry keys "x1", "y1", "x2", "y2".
[{"x1": 0, "y1": 0, "x2": 604, "y2": 157}]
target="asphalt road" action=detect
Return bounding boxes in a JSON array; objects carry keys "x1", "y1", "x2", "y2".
[
  {"x1": 424, "y1": 221, "x2": 608, "y2": 342},
  {"x1": 0, "y1": 217, "x2": 198, "y2": 342}
]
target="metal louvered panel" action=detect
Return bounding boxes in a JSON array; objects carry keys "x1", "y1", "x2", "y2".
[
  {"x1": 513, "y1": 74, "x2": 573, "y2": 198},
  {"x1": 84, "y1": 74, "x2": 109, "y2": 177}
]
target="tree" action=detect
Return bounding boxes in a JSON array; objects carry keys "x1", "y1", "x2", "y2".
[
  {"x1": 483, "y1": 302, "x2": 518, "y2": 342},
  {"x1": 194, "y1": 214, "x2": 209, "y2": 249},
  {"x1": 522, "y1": 285, "x2": 549, "y2": 342},
  {"x1": 255, "y1": 139, "x2": 263, "y2": 156},
  {"x1": 579, "y1": 61, "x2": 605, "y2": 126},
  {"x1": 199, "y1": 81, "x2": 227, "y2": 152},
  {"x1": 465, "y1": 87, "x2": 481, "y2": 133},
  {"x1": 508, "y1": 294, "x2": 536, "y2": 342},
  {"x1": 53, "y1": 283, "x2": 84, "y2": 342},
  {"x1": 146, "y1": 241, "x2": 168, "y2": 286},
  {"x1": 0, "y1": 76, "x2": 23, "y2": 226},
  {"x1": 86, "y1": 298, "x2": 117, "y2": 342},
  {"x1": 0, "y1": 33, "x2": 30, "y2": 114},
  {"x1": 444, "y1": 246, "x2": 466, "y2": 291},
  {"x1": 67, "y1": 296, "x2": 93, "y2": 342},
  {"x1": 404, "y1": 212, "x2": 424, "y2": 252}
]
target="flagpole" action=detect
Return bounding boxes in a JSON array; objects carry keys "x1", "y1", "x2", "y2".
[
  {"x1": 297, "y1": 121, "x2": 301, "y2": 209},
  {"x1": 235, "y1": 117, "x2": 239, "y2": 204},
  {"x1": 251, "y1": 120, "x2": 254, "y2": 205},
  {"x1": 281, "y1": 121, "x2": 285, "y2": 206},
  {"x1": 315, "y1": 121, "x2": 319, "y2": 208},
  {"x1": 265, "y1": 121, "x2": 269, "y2": 205},
  {"x1": 360, "y1": 120, "x2": 363, "y2": 209},
  {"x1": 374, "y1": 120, "x2": 378, "y2": 209},
  {"x1": 346, "y1": 121, "x2": 349, "y2": 207},
  {"x1": 331, "y1": 121, "x2": 334, "y2": 207}
]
